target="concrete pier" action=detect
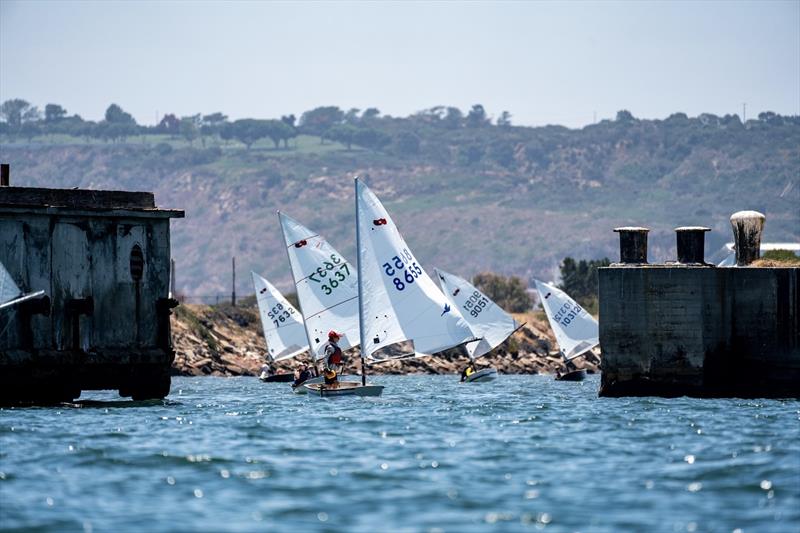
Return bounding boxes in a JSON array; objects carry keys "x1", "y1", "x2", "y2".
[
  {"x1": 599, "y1": 213, "x2": 799, "y2": 398},
  {"x1": 0, "y1": 175, "x2": 184, "y2": 403}
]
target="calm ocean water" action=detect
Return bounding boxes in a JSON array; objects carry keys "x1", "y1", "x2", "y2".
[{"x1": 1, "y1": 375, "x2": 798, "y2": 533}]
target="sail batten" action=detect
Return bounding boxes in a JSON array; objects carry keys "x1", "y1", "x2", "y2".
[
  {"x1": 435, "y1": 268, "x2": 518, "y2": 360},
  {"x1": 278, "y1": 212, "x2": 360, "y2": 360},
  {"x1": 355, "y1": 178, "x2": 473, "y2": 360},
  {"x1": 251, "y1": 271, "x2": 308, "y2": 362},
  {"x1": 534, "y1": 280, "x2": 599, "y2": 360}
]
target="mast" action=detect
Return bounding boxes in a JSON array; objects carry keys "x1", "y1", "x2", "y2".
[
  {"x1": 355, "y1": 178, "x2": 367, "y2": 386},
  {"x1": 277, "y1": 211, "x2": 317, "y2": 371}
]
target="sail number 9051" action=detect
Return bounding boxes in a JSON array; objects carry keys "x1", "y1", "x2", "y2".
[
  {"x1": 268, "y1": 302, "x2": 294, "y2": 328},
  {"x1": 462, "y1": 290, "x2": 490, "y2": 318},
  {"x1": 308, "y1": 254, "x2": 350, "y2": 295},
  {"x1": 382, "y1": 248, "x2": 421, "y2": 291}
]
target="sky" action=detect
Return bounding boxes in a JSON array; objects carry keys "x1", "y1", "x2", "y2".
[{"x1": 1, "y1": 0, "x2": 798, "y2": 128}]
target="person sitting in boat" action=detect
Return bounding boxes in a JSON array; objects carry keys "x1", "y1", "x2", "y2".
[
  {"x1": 322, "y1": 330, "x2": 344, "y2": 387},
  {"x1": 460, "y1": 363, "x2": 476, "y2": 382},
  {"x1": 259, "y1": 362, "x2": 273, "y2": 380},
  {"x1": 293, "y1": 364, "x2": 313, "y2": 387}
]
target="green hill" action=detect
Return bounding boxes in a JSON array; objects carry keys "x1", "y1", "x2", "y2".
[{"x1": 1, "y1": 108, "x2": 797, "y2": 298}]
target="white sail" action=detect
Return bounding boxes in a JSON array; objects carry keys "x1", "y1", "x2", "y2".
[
  {"x1": 278, "y1": 212, "x2": 360, "y2": 360},
  {"x1": 435, "y1": 268, "x2": 518, "y2": 359},
  {"x1": 251, "y1": 271, "x2": 308, "y2": 362},
  {"x1": 534, "y1": 279, "x2": 598, "y2": 360},
  {"x1": 355, "y1": 178, "x2": 474, "y2": 361},
  {"x1": 0, "y1": 261, "x2": 21, "y2": 306}
]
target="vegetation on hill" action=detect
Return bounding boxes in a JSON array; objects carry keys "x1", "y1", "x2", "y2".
[{"x1": 1, "y1": 99, "x2": 798, "y2": 296}]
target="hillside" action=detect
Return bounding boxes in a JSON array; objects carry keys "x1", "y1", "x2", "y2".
[{"x1": 1, "y1": 109, "x2": 798, "y2": 296}]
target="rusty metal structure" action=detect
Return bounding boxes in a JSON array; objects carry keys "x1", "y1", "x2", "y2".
[{"x1": 0, "y1": 168, "x2": 184, "y2": 403}]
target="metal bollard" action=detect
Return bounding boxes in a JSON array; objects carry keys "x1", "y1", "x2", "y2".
[
  {"x1": 613, "y1": 227, "x2": 650, "y2": 264},
  {"x1": 675, "y1": 226, "x2": 710, "y2": 264}
]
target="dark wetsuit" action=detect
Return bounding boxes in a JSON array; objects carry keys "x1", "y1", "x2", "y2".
[{"x1": 293, "y1": 369, "x2": 312, "y2": 386}]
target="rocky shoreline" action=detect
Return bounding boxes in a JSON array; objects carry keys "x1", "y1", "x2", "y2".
[{"x1": 170, "y1": 303, "x2": 600, "y2": 377}]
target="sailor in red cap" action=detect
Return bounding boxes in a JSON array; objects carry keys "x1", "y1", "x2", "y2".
[{"x1": 322, "y1": 330, "x2": 344, "y2": 387}]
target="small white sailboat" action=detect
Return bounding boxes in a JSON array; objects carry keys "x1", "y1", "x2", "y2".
[
  {"x1": 0, "y1": 260, "x2": 46, "y2": 311},
  {"x1": 534, "y1": 279, "x2": 599, "y2": 381},
  {"x1": 302, "y1": 179, "x2": 476, "y2": 397},
  {"x1": 435, "y1": 269, "x2": 519, "y2": 383},
  {"x1": 278, "y1": 212, "x2": 363, "y2": 393},
  {"x1": 251, "y1": 272, "x2": 308, "y2": 382}
]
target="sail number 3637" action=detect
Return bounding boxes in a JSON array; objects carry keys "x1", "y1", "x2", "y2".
[
  {"x1": 382, "y1": 248, "x2": 421, "y2": 291},
  {"x1": 308, "y1": 254, "x2": 350, "y2": 295}
]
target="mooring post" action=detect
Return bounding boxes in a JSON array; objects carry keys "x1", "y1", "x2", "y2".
[
  {"x1": 613, "y1": 227, "x2": 650, "y2": 264},
  {"x1": 231, "y1": 256, "x2": 236, "y2": 307},
  {"x1": 1, "y1": 163, "x2": 9, "y2": 186},
  {"x1": 675, "y1": 226, "x2": 710, "y2": 264},
  {"x1": 730, "y1": 211, "x2": 766, "y2": 266}
]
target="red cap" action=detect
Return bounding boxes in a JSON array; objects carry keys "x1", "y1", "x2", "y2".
[{"x1": 328, "y1": 330, "x2": 341, "y2": 339}]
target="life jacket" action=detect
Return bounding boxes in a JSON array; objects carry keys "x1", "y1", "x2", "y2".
[
  {"x1": 325, "y1": 342, "x2": 343, "y2": 366},
  {"x1": 466, "y1": 367, "x2": 475, "y2": 376}
]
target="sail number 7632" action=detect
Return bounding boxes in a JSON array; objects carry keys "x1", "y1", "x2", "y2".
[{"x1": 382, "y1": 248, "x2": 422, "y2": 291}]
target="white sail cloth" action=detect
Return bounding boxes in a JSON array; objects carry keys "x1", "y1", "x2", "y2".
[
  {"x1": 278, "y1": 212, "x2": 360, "y2": 361},
  {"x1": 435, "y1": 268, "x2": 518, "y2": 359},
  {"x1": 355, "y1": 178, "x2": 473, "y2": 361},
  {"x1": 0, "y1": 261, "x2": 21, "y2": 307},
  {"x1": 251, "y1": 271, "x2": 308, "y2": 361},
  {"x1": 534, "y1": 279, "x2": 598, "y2": 360}
]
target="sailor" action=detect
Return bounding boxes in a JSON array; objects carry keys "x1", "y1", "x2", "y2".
[
  {"x1": 460, "y1": 362, "x2": 476, "y2": 382},
  {"x1": 322, "y1": 330, "x2": 344, "y2": 387},
  {"x1": 259, "y1": 361, "x2": 273, "y2": 380},
  {"x1": 293, "y1": 364, "x2": 313, "y2": 387}
]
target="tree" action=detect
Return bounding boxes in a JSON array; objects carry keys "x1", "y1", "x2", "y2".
[
  {"x1": 157, "y1": 113, "x2": 180, "y2": 133},
  {"x1": 393, "y1": 131, "x2": 420, "y2": 156},
  {"x1": 105, "y1": 103, "x2": 136, "y2": 125},
  {"x1": 180, "y1": 115, "x2": 200, "y2": 146},
  {"x1": 558, "y1": 257, "x2": 610, "y2": 306},
  {"x1": 466, "y1": 104, "x2": 489, "y2": 128},
  {"x1": 0, "y1": 99, "x2": 33, "y2": 127},
  {"x1": 263, "y1": 119, "x2": 295, "y2": 149},
  {"x1": 326, "y1": 124, "x2": 359, "y2": 150},
  {"x1": 353, "y1": 128, "x2": 391, "y2": 150},
  {"x1": 44, "y1": 104, "x2": 67, "y2": 123},
  {"x1": 299, "y1": 106, "x2": 344, "y2": 142},
  {"x1": 280, "y1": 114, "x2": 296, "y2": 128},
  {"x1": 615, "y1": 110, "x2": 635, "y2": 123},
  {"x1": 443, "y1": 107, "x2": 463, "y2": 129},
  {"x1": 472, "y1": 272, "x2": 531, "y2": 312},
  {"x1": 362, "y1": 108, "x2": 380, "y2": 122},
  {"x1": 221, "y1": 119, "x2": 280, "y2": 149},
  {"x1": 497, "y1": 111, "x2": 512, "y2": 127},
  {"x1": 344, "y1": 108, "x2": 360, "y2": 125}
]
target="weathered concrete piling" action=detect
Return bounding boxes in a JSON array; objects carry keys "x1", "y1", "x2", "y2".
[
  {"x1": 0, "y1": 167, "x2": 184, "y2": 403},
  {"x1": 600, "y1": 213, "x2": 799, "y2": 398},
  {"x1": 730, "y1": 210, "x2": 766, "y2": 266}
]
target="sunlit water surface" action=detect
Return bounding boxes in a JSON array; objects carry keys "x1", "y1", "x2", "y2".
[{"x1": 1, "y1": 375, "x2": 798, "y2": 532}]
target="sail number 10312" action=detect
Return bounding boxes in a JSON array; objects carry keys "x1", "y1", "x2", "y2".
[
  {"x1": 382, "y1": 248, "x2": 422, "y2": 291},
  {"x1": 553, "y1": 302, "x2": 583, "y2": 327}
]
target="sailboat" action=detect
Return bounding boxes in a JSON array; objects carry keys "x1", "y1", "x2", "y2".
[
  {"x1": 0, "y1": 260, "x2": 46, "y2": 311},
  {"x1": 534, "y1": 279, "x2": 599, "y2": 381},
  {"x1": 251, "y1": 271, "x2": 308, "y2": 382},
  {"x1": 435, "y1": 269, "x2": 519, "y2": 382},
  {"x1": 278, "y1": 211, "x2": 363, "y2": 393},
  {"x1": 301, "y1": 178, "x2": 476, "y2": 397}
]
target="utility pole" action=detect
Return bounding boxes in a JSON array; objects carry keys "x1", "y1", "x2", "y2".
[
  {"x1": 231, "y1": 257, "x2": 236, "y2": 307},
  {"x1": 742, "y1": 102, "x2": 746, "y2": 123}
]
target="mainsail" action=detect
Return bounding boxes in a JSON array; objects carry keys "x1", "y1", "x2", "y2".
[
  {"x1": 534, "y1": 279, "x2": 598, "y2": 360},
  {"x1": 278, "y1": 211, "x2": 360, "y2": 360},
  {"x1": 0, "y1": 261, "x2": 21, "y2": 307},
  {"x1": 251, "y1": 272, "x2": 308, "y2": 361},
  {"x1": 355, "y1": 178, "x2": 473, "y2": 361},
  {"x1": 435, "y1": 268, "x2": 518, "y2": 359}
]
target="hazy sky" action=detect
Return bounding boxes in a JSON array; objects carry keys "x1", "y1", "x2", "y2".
[{"x1": 1, "y1": 0, "x2": 798, "y2": 128}]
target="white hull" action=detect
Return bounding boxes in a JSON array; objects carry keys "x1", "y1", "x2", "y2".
[
  {"x1": 291, "y1": 375, "x2": 361, "y2": 394},
  {"x1": 302, "y1": 381, "x2": 384, "y2": 397},
  {"x1": 464, "y1": 367, "x2": 498, "y2": 383}
]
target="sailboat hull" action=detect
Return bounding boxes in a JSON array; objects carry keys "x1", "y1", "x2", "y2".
[
  {"x1": 291, "y1": 375, "x2": 361, "y2": 394},
  {"x1": 555, "y1": 369, "x2": 586, "y2": 381},
  {"x1": 302, "y1": 382, "x2": 384, "y2": 397},
  {"x1": 259, "y1": 372, "x2": 295, "y2": 383},
  {"x1": 464, "y1": 367, "x2": 498, "y2": 383}
]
